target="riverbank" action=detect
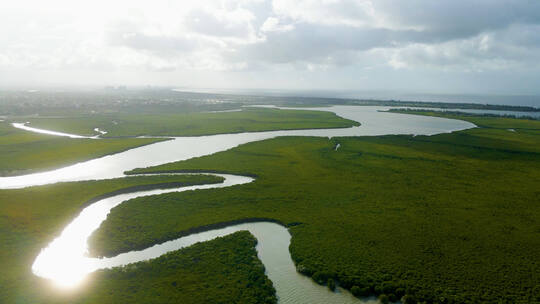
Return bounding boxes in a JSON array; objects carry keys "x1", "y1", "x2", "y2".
[
  {"x1": 0, "y1": 174, "x2": 227, "y2": 303},
  {"x1": 0, "y1": 121, "x2": 169, "y2": 177},
  {"x1": 19, "y1": 107, "x2": 359, "y2": 138},
  {"x1": 4, "y1": 106, "x2": 535, "y2": 303},
  {"x1": 97, "y1": 114, "x2": 540, "y2": 303}
]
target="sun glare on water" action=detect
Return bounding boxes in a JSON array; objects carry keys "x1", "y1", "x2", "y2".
[
  {"x1": 31, "y1": 196, "x2": 117, "y2": 288},
  {"x1": 31, "y1": 227, "x2": 99, "y2": 288},
  {"x1": 32, "y1": 248, "x2": 94, "y2": 288}
]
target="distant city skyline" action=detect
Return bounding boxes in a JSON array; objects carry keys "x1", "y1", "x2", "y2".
[{"x1": 1, "y1": 1, "x2": 540, "y2": 95}]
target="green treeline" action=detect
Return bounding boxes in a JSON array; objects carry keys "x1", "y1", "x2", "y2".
[
  {"x1": 79, "y1": 231, "x2": 276, "y2": 304},
  {"x1": 389, "y1": 108, "x2": 540, "y2": 122}
]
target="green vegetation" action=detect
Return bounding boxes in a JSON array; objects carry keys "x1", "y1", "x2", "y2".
[
  {"x1": 0, "y1": 122, "x2": 165, "y2": 176},
  {"x1": 1, "y1": 101, "x2": 357, "y2": 176},
  {"x1": 89, "y1": 114, "x2": 540, "y2": 303},
  {"x1": 75, "y1": 232, "x2": 276, "y2": 304},
  {"x1": 3, "y1": 103, "x2": 540, "y2": 303},
  {"x1": 0, "y1": 174, "x2": 229, "y2": 303},
  {"x1": 23, "y1": 107, "x2": 359, "y2": 137},
  {"x1": 363, "y1": 100, "x2": 540, "y2": 112},
  {"x1": 389, "y1": 108, "x2": 540, "y2": 129},
  {"x1": 327, "y1": 278, "x2": 336, "y2": 291}
]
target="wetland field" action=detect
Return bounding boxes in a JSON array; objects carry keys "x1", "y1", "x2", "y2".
[{"x1": 0, "y1": 90, "x2": 539, "y2": 304}]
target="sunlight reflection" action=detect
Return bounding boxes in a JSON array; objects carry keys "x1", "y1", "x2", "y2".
[
  {"x1": 19, "y1": 106, "x2": 475, "y2": 295},
  {"x1": 30, "y1": 174, "x2": 253, "y2": 289}
]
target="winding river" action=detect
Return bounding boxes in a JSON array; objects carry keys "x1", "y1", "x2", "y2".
[{"x1": 1, "y1": 106, "x2": 475, "y2": 303}]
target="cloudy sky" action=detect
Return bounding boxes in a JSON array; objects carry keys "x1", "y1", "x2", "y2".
[{"x1": 1, "y1": 0, "x2": 540, "y2": 94}]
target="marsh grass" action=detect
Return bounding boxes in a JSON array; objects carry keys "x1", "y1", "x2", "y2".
[
  {"x1": 23, "y1": 108, "x2": 359, "y2": 137},
  {"x1": 0, "y1": 174, "x2": 227, "y2": 303},
  {"x1": 0, "y1": 122, "x2": 166, "y2": 176},
  {"x1": 91, "y1": 114, "x2": 540, "y2": 303}
]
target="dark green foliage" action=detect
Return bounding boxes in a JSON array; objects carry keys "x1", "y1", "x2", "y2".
[
  {"x1": 389, "y1": 109, "x2": 540, "y2": 130},
  {"x1": 0, "y1": 174, "x2": 224, "y2": 303},
  {"x1": 312, "y1": 271, "x2": 331, "y2": 285},
  {"x1": 296, "y1": 263, "x2": 314, "y2": 276},
  {"x1": 389, "y1": 108, "x2": 540, "y2": 121},
  {"x1": 327, "y1": 278, "x2": 336, "y2": 291},
  {"x1": 93, "y1": 114, "x2": 540, "y2": 303},
  {"x1": 379, "y1": 294, "x2": 389, "y2": 304},
  {"x1": 80, "y1": 231, "x2": 276, "y2": 304},
  {"x1": 369, "y1": 101, "x2": 539, "y2": 112},
  {"x1": 3, "y1": 109, "x2": 540, "y2": 303},
  {"x1": 350, "y1": 286, "x2": 361, "y2": 297},
  {"x1": 401, "y1": 295, "x2": 416, "y2": 304},
  {"x1": 395, "y1": 288, "x2": 405, "y2": 298}
]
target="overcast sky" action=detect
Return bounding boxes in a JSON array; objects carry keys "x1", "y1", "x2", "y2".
[{"x1": 1, "y1": 0, "x2": 540, "y2": 94}]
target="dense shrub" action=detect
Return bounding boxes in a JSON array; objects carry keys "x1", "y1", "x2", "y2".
[
  {"x1": 89, "y1": 231, "x2": 276, "y2": 303},
  {"x1": 327, "y1": 278, "x2": 336, "y2": 291},
  {"x1": 93, "y1": 114, "x2": 540, "y2": 303},
  {"x1": 379, "y1": 294, "x2": 389, "y2": 304}
]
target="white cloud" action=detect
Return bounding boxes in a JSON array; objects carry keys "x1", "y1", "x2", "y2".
[
  {"x1": 260, "y1": 17, "x2": 294, "y2": 32},
  {"x1": 271, "y1": 0, "x2": 377, "y2": 27},
  {"x1": 384, "y1": 26, "x2": 540, "y2": 72},
  {"x1": 0, "y1": 0, "x2": 539, "y2": 93},
  {"x1": 183, "y1": 7, "x2": 258, "y2": 41}
]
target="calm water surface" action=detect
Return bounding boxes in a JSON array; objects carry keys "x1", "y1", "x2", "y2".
[
  {"x1": 2, "y1": 106, "x2": 476, "y2": 303},
  {"x1": 33, "y1": 173, "x2": 371, "y2": 303},
  {"x1": 1, "y1": 106, "x2": 474, "y2": 189}
]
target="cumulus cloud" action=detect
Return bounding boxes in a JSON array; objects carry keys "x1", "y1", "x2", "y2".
[
  {"x1": 0, "y1": 0, "x2": 539, "y2": 92},
  {"x1": 271, "y1": 0, "x2": 378, "y2": 27},
  {"x1": 373, "y1": 1, "x2": 540, "y2": 35}
]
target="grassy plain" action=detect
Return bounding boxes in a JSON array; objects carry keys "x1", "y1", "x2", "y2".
[
  {"x1": 0, "y1": 122, "x2": 165, "y2": 176},
  {"x1": 0, "y1": 104, "x2": 359, "y2": 303},
  {"x1": 89, "y1": 114, "x2": 540, "y2": 303},
  {"x1": 0, "y1": 175, "x2": 286, "y2": 303},
  {"x1": 23, "y1": 108, "x2": 359, "y2": 137},
  {"x1": 1, "y1": 107, "x2": 357, "y2": 176}
]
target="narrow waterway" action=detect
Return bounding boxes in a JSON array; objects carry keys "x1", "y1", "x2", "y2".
[
  {"x1": 2, "y1": 106, "x2": 476, "y2": 303},
  {"x1": 1, "y1": 106, "x2": 475, "y2": 189},
  {"x1": 32, "y1": 173, "x2": 373, "y2": 303}
]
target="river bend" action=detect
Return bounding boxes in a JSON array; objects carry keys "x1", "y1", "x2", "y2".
[{"x1": 1, "y1": 106, "x2": 475, "y2": 303}]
